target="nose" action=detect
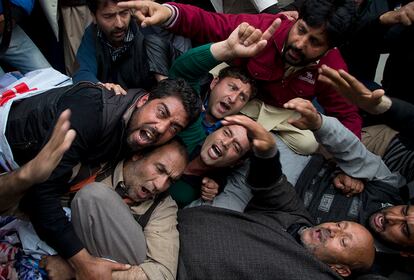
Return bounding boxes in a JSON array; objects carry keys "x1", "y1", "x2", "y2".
[
  {"x1": 326, "y1": 224, "x2": 341, "y2": 237},
  {"x1": 228, "y1": 94, "x2": 237, "y2": 104},
  {"x1": 221, "y1": 137, "x2": 232, "y2": 149},
  {"x1": 115, "y1": 14, "x2": 124, "y2": 28},
  {"x1": 386, "y1": 213, "x2": 406, "y2": 224},
  {"x1": 156, "y1": 121, "x2": 170, "y2": 134},
  {"x1": 295, "y1": 36, "x2": 306, "y2": 50},
  {"x1": 154, "y1": 175, "x2": 169, "y2": 192}
]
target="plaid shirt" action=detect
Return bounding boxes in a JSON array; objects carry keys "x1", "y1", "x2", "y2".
[{"x1": 97, "y1": 26, "x2": 135, "y2": 62}]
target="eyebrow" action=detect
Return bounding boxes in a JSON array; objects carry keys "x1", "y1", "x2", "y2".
[
  {"x1": 163, "y1": 102, "x2": 186, "y2": 130},
  {"x1": 159, "y1": 162, "x2": 181, "y2": 182},
  {"x1": 160, "y1": 103, "x2": 170, "y2": 117},
  {"x1": 342, "y1": 222, "x2": 353, "y2": 241},
  {"x1": 226, "y1": 127, "x2": 234, "y2": 137},
  {"x1": 405, "y1": 205, "x2": 413, "y2": 238}
]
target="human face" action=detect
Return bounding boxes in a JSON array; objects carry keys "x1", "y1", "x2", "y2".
[
  {"x1": 300, "y1": 221, "x2": 374, "y2": 267},
  {"x1": 200, "y1": 124, "x2": 250, "y2": 168},
  {"x1": 123, "y1": 142, "x2": 187, "y2": 202},
  {"x1": 126, "y1": 95, "x2": 188, "y2": 151},
  {"x1": 369, "y1": 205, "x2": 414, "y2": 249},
  {"x1": 283, "y1": 19, "x2": 330, "y2": 66},
  {"x1": 94, "y1": 1, "x2": 131, "y2": 47},
  {"x1": 207, "y1": 77, "x2": 252, "y2": 121}
]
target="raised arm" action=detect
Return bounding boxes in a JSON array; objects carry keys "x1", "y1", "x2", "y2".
[
  {"x1": 318, "y1": 64, "x2": 414, "y2": 138},
  {"x1": 119, "y1": 1, "x2": 283, "y2": 44},
  {"x1": 284, "y1": 98, "x2": 401, "y2": 186},
  {"x1": 0, "y1": 110, "x2": 76, "y2": 213},
  {"x1": 221, "y1": 115, "x2": 309, "y2": 216},
  {"x1": 170, "y1": 19, "x2": 280, "y2": 93}
]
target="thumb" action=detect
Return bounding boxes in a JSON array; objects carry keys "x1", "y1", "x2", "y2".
[
  {"x1": 372, "y1": 89, "x2": 385, "y2": 100},
  {"x1": 109, "y1": 262, "x2": 131, "y2": 271},
  {"x1": 333, "y1": 177, "x2": 344, "y2": 189}
]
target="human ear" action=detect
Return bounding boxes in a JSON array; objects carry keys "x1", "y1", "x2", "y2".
[
  {"x1": 210, "y1": 77, "x2": 220, "y2": 90},
  {"x1": 137, "y1": 93, "x2": 149, "y2": 107},
  {"x1": 329, "y1": 264, "x2": 351, "y2": 277}
]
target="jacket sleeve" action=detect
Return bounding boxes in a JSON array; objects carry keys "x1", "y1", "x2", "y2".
[
  {"x1": 19, "y1": 89, "x2": 104, "y2": 259},
  {"x1": 315, "y1": 50, "x2": 363, "y2": 138},
  {"x1": 314, "y1": 114, "x2": 403, "y2": 187},
  {"x1": 245, "y1": 151, "x2": 309, "y2": 216},
  {"x1": 166, "y1": 2, "x2": 281, "y2": 44},
  {"x1": 144, "y1": 34, "x2": 176, "y2": 77},
  {"x1": 169, "y1": 43, "x2": 218, "y2": 95},
  {"x1": 140, "y1": 197, "x2": 179, "y2": 280},
  {"x1": 73, "y1": 24, "x2": 100, "y2": 84}
]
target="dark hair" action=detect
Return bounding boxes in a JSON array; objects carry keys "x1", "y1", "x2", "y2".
[
  {"x1": 86, "y1": 0, "x2": 121, "y2": 14},
  {"x1": 299, "y1": 0, "x2": 356, "y2": 47},
  {"x1": 137, "y1": 137, "x2": 189, "y2": 165},
  {"x1": 148, "y1": 78, "x2": 202, "y2": 125},
  {"x1": 217, "y1": 66, "x2": 257, "y2": 99}
]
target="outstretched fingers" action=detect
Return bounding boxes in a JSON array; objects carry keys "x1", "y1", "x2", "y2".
[{"x1": 261, "y1": 18, "x2": 281, "y2": 41}]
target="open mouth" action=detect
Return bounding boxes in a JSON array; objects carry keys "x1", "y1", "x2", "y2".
[
  {"x1": 136, "y1": 185, "x2": 153, "y2": 200},
  {"x1": 313, "y1": 228, "x2": 329, "y2": 243},
  {"x1": 219, "y1": 101, "x2": 231, "y2": 111},
  {"x1": 288, "y1": 49, "x2": 302, "y2": 61},
  {"x1": 112, "y1": 30, "x2": 126, "y2": 38},
  {"x1": 137, "y1": 127, "x2": 157, "y2": 144},
  {"x1": 208, "y1": 144, "x2": 223, "y2": 159}
]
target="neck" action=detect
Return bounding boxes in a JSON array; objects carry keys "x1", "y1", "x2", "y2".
[
  {"x1": 203, "y1": 111, "x2": 217, "y2": 126},
  {"x1": 184, "y1": 156, "x2": 212, "y2": 176}
]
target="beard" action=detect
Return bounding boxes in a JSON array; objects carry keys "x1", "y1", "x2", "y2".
[{"x1": 126, "y1": 108, "x2": 160, "y2": 151}]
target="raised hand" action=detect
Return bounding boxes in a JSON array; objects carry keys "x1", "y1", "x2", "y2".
[
  {"x1": 318, "y1": 64, "x2": 388, "y2": 114},
  {"x1": 380, "y1": 1, "x2": 414, "y2": 26},
  {"x1": 117, "y1": 1, "x2": 172, "y2": 28},
  {"x1": 283, "y1": 98, "x2": 322, "y2": 131},
  {"x1": 23, "y1": 109, "x2": 76, "y2": 185},
  {"x1": 211, "y1": 19, "x2": 281, "y2": 61},
  {"x1": 222, "y1": 114, "x2": 275, "y2": 156}
]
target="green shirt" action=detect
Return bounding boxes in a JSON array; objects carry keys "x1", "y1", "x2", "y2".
[{"x1": 169, "y1": 43, "x2": 220, "y2": 204}]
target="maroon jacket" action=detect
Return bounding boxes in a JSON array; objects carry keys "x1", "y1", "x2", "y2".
[{"x1": 166, "y1": 3, "x2": 362, "y2": 137}]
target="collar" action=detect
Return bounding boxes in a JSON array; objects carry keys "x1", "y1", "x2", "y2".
[
  {"x1": 111, "y1": 160, "x2": 125, "y2": 188},
  {"x1": 201, "y1": 98, "x2": 222, "y2": 135},
  {"x1": 97, "y1": 23, "x2": 135, "y2": 61},
  {"x1": 287, "y1": 223, "x2": 309, "y2": 245},
  {"x1": 122, "y1": 93, "x2": 146, "y2": 126}
]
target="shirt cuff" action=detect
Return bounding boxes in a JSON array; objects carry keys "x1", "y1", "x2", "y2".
[{"x1": 162, "y1": 4, "x2": 179, "y2": 28}]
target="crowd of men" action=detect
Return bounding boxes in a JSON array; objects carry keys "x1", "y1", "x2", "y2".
[{"x1": 0, "y1": 0, "x2": 413, "y2": 279}]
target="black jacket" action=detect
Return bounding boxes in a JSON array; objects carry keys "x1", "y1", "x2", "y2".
[
  {"x1": 177, "y1": 153, "x2": 341, "y2": 280},
  {"x1": 94, "y1": 21, "x2": 176, "y2": 90},
  {"x1": 5, "y1": 82, "x2": 145, "y2": 258}
]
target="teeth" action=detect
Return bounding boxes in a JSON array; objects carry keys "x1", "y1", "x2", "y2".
[
  {"x1": 140, "y1": 130, "x2": 153, "y2": 142},
  {"x1": 221, "y1": 102, "x2": 230, "y2": 110},
  {"x1": 213, "y1": 145, "x2": 222, "y2": 157}
]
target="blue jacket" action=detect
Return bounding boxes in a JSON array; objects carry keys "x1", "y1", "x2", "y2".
[{"x1": 0, "y1": 0, "x2": 34, "y2": 15}]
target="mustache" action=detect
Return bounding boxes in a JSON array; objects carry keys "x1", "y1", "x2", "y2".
[
  {"x1": 287, "y1": 45, "x2": 304, "y2": 56},
  {"x1": 111, "y1": 28, "x2": 127, "y2": 34}
]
